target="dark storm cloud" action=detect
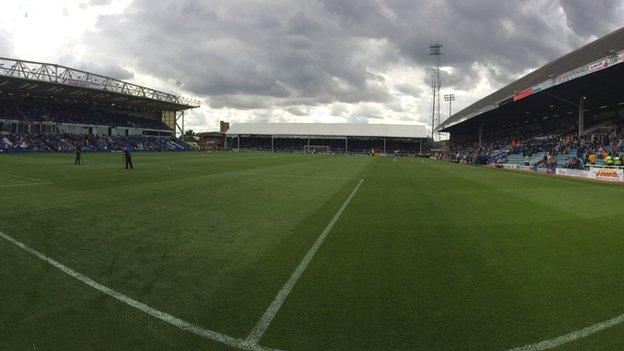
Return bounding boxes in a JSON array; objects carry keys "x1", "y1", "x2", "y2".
[
  {"x1": 208, "y1": 95, "x2": 270, "y2": 110},
  {"x1": 58, "y1": 55, "x2": 134, "y2": 80},
  {"x1": 285, "y1": 105, "x2": 312, "y2": 116},
  {"x1": 86, "y1": 0, "x2": 392, "y2": 106},
  {"x1": 83, "y1": 63, "x2": 134, "y2": 81},
  {"x1": 82, "y1": 0, "x2": 624, "y2": 113},
  {"x1": 395, "y1": 83, "x2": 423, "y2": 98},
  {"x1": 560, "y1": 0, "x2": 624, "y2": 38},
  {"x1": 320, "y1": 0, "x2": 577, "y2": 88}
]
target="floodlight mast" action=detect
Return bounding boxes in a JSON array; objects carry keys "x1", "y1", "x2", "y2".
[
  {"x1": 443, "y1": 93, "x2": 455, "y2": 141},
  {"x1": 429, "y1": 42, "x2": 442, "y2": 141},
  {"x1": 443, "y1": 93, "x2": 455, "y2": 121}
]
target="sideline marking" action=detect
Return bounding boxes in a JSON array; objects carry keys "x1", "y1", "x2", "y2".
[
  {"x1": 508, "y1": 314, "x2": 624, "y2": 351},
  {"x1": 0, "y1": 171, "x2": 47, "y2": 184},
  {"x1": 164, "y1": 167, "x2": 359, "y2": 181},
  {"x1": 0, "y1": 182, "x2": 52, "y2": 188},
  {"x1": 0, "y1": 230, "x2": 281, "y2": 351},
  {"x1": 245, "y1": 179, "x2": 364, "y2": 345},
  {"x1": 233, "y1": 171, "x2": 356, "y2": 181}
]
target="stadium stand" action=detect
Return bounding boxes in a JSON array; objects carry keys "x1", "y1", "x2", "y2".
[
  {"x1": 0, "y1": 97, "x2": 171, "y2": 130},
  {"x1": 449, "y1": 119, "x2": 624, "y2": 169},
  {"x1": 0, "y1": 132, "x2": 191, "y2": 153},
  {"x1": 225, "y1": 123, "x2": 430, "y2": 155},
  {"x1": 0, "y1": 57, "x2": 199, "y2": 153},
  {"x1": 439, "y1": 26, "x2": 624, "y2": 172}
]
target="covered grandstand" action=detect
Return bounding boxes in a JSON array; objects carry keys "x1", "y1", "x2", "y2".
[
  {"x1": 0, "y1": 57, "x2": 199, "y2": 152},
  {"x1": 438, "y1": 26, "x2": 624, "y2": 172},
  {"x1": 225, "y1": 123, "x2": 429, "y2": 154}
]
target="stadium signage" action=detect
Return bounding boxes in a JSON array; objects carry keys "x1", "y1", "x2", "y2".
[
  {"x1": 555, "y1": 168, "x2": 589, "y2": 179},
  {"x1": 62, "y1": 78, "x2": 103, "y2": 90},
  {"x1": 556, "y1": 168, "x2": 623, "y2": 182},
  {"x1": 498, "y1": 97, "x2": 514, "y2": 107},
  {"x1": 502, "y1": 164, "x2": 531, "y2": 172},
  {"x1": 555, "y1": 66, "x2": 588, "y2": 85},
  {"x1": 592, "y1": 168, "x2": 622, "y2": 182},
  {"x1": 587, "y1": 59, "x2": 610, "y2": 74},
  {"x1": 532, "y1": 78, "x2": 555, "y2": 94},
  {"x1": 502, "y1": 165, "x2": 624, "y2": 183},
  {"x1": 513, "y1": 88, "x2": 533, "y2": 101}
]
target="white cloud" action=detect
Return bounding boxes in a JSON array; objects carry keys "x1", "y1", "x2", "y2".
[{"x1": 2, "y1": 0, "x2": 624, "y2": 133}]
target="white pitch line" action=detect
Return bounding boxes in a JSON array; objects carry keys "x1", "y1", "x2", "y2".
[
  {"x1": 0, "y1": 182, "x2": 52, "y2": 188},
  {"x1": 245, "y1": 179, "x2": 364, "y2": 345},
  {"x1": 232, "y1": 171, "x2": 356, "y2": 181},
  {"x1": 508, "y1": 313, "x2": 624, "y2": 351},
  {"x1": 0, "y1": 171, "x2": 47, "y2": 184},
  {"x1": 0, "y1": 230, "x2": 281, "y2": 351}
]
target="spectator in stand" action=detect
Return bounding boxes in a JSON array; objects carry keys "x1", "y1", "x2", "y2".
[
  {"x1": 547, "y1": 153, "x2": 556, "y2": 168},
  {"x1": 536, "y1": 154, "x2": 548, "y2": 167},
  {"x1": 0, "y1": 131, "x2": 190, "y2": 154}
]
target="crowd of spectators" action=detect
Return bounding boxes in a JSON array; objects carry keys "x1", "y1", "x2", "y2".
[
  {"x1": 450, "y1": 121, "x2": 624, "y2": 169},
  {"x1": 0, "y1": 97, "x2": 194, "y2": 153},
  {"x1": 0, "y1": 99, "x2": 170, "y2": 130},
  {"x1": 0, "y1": 132, "x2": 191, "y2": 153}
]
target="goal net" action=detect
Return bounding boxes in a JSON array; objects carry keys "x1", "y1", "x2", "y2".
[{"x1": 304, "y1": 145, "x2": 330, "y2": 154}]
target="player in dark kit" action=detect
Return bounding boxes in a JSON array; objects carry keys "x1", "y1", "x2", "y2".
[
  {"x1": 123, "y1": 148, "x2": 133, "y2": 169},
  {"x1": 74, "y1": 146, "x2": 82, "y2": 165}
]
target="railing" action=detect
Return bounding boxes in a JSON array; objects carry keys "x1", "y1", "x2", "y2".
[{"x1": 0, "y1": 57, "x2": 200, "y2": 108}]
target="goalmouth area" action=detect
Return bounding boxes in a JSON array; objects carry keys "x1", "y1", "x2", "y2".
[{"x1": 2, "y1": 151, "x2": 624, "y2": 350}]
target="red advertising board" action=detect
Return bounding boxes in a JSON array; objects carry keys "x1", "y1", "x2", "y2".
[{"x1": 513, "y1": 87, "x2": 533, "y2": 101}]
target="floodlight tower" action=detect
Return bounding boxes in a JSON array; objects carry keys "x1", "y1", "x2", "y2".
[
  {"x1": 429, "y1": 42, "x2": 442, "y2": 140},
  {"x1": 443, "y1": 93, "x2": 455, "y2": 120},
  {"x1": 443, "y1": 93, "x2": 455, "y2": 140}
]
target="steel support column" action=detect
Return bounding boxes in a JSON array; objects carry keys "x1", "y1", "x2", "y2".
[
  {"x1": 478, "y1": 124, "x2": 483, "y2": 146},
  {"x1": 175, "y1": 110, "x2": 185, "y2": 137},
  {"x1": 578, "y1": 97, "x2": 585, "y2": 137}
]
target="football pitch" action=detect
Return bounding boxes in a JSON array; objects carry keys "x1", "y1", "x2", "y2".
[{"x1": 2, "y1": 152, "x2": 624, "y2": 350}]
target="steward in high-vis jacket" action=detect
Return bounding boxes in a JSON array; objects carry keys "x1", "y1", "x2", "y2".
[
  {"x1": 614, "y1": 156, "x2": 623, "y2": 166},
  {"x1": 604, "y1": 155, "x2": 614, "y2": 166}
]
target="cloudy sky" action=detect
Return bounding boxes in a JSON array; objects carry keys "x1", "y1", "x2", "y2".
[{"x1": 1, "y1": 0, "x2": 623, "y2": 133}]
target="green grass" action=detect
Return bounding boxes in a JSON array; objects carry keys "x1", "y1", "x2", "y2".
[{"x1": 1, "y1": 152, "x2": 624, "y2": 350}]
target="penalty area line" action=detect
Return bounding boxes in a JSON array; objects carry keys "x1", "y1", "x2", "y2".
[
  {"x1": 0, "y1": 171, "x2": 48, "y2": 184},
  {"x1": 508, "y1": 313, "x2": 624, "y2": 351},
  {"x1": 0, "y1": 182, "x2": 52, "y2": 188},
  {"x1": 245, "y1": 178, "x2": 364, "y2": 345},
  {"x1": 0, "y1": 230, "x2": 281, "y2": 351}
]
